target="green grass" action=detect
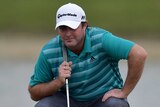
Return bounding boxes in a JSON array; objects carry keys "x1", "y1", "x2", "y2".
[{"x1": 0, "y1": 0, "x2": 160, "y2": 36}]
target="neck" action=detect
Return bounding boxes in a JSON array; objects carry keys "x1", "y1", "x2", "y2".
[{"x1": 70, "y1": 43, "x2": 84, "y2": 55}]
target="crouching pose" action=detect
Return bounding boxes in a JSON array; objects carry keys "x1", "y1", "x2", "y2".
[{"x1": 28, "y1": 3, "x2": 147, "y2": 107}]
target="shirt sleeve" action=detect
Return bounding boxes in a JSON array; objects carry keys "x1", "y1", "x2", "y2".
[
  {"x1": 29, "y1": 50, "x2": 53, "y2": 87},
  {"x1": 102, "y1": 32, "x2": 135, "y2": 60}
]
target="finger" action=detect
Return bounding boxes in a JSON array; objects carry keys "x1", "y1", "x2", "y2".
[
  {"x1": 62, "y1": 70, "x2": 71, "y2": 78},
  {"x1": 62, "y1": 61, "x2": 68, "y2": 66},
  {"x1": 59, "y1": 65, "x2": 65, "y2": 71},
  {"x1": 61, "y1": 61, "x2": 72, "y2": 68},
  {"x1": 59, "y1": 70, "x2": 70, "y2": 77},
  {"x1": 64, "y1": 69, "x2": 71, "y2": 75},
  {"x1": 64, "y1": 61, "x2": 72, "y2": 67},
  {"x1": 68, "y1": 61, "x2": 72, "y2": 66},
  {"x1": 59, "y1": 61, "x2": 65, "y2": 69},
  {"x1": 59, "y1": 62, "x2": 67, "y2": 70},
  {"x1": 63, "y1": 66, "x2": 67, "y2": 70},
  {"x1": 102, "y1": 95, "x2": 109, "y2": 102},
  {"x1": 64, "y1": 66, "x2": 72, "y2": 71},
  {"x1": 102, "y1": 92, "x2": 112, "y2": 102}
]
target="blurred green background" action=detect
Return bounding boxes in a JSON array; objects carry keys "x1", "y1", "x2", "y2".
[
  {"x1": 0, "y1": 0, "x2": 160, "y2": 37},
  {"x1": 1, "y1": 0, "x2": 160, "y2": 59}
]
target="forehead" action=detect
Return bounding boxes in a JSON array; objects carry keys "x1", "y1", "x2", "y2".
[
  {"x1": 59, "y1": 25, "x2": 73, "y2": 29},
  {"x1": 58, "y1": 24, "x2": 82, "y2": 30}
]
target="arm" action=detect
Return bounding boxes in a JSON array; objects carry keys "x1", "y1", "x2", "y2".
[
  {"x1": 28, "y1": 78, "x2": 64, "y2": 101},
  {"x1": 102, "y1": 44, "x2": 147, "y2": 101},
  {"x1": 28, "y1": 61, "x2": 72, "y2": 101},
  {"x1": 122, "y1": 44, "x2": 147, "y2": 97}
]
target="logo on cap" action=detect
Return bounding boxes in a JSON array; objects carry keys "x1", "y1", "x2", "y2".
[
  {"x1": 81, "y1": 16, "x2": 85, "y2": 20},
  {"x1": 58, "y1": 13, "x2": 77, "y2": 19}
]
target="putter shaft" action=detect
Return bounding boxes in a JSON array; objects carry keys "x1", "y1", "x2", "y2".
[{"x1": 66, "y1": 79, "x2": 70, "y2": 107}]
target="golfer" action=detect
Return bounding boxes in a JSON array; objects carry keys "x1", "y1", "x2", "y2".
[{"x1": 28, "y1": 3, "x2": 147, "y2": 107}]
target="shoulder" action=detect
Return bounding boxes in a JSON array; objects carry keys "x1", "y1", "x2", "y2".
[
  {"x1": 87, "y1": 27, "x2": 110, "y2": 35},
  {"x1": 40, "y1": 35, "x2": 62, "y2": 58},
  {"x1": 41, "y1": 35, "x2": 62, "y2": 51},
  {"x1": 87, "y1": 27, "x2": 112, "y2": 41}
]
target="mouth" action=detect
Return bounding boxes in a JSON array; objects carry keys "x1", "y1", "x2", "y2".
[{"x1": 65, "y1": 38, "x2": 73, "y2": 42}]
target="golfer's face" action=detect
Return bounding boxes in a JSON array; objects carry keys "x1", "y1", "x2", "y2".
[{"x1": 58, "y1": 24, "x2": 86, "y2": 50}]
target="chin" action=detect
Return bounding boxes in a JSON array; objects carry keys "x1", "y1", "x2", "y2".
[{"x1": 65, "y1": 43, "x2": 74, "y2": 47}]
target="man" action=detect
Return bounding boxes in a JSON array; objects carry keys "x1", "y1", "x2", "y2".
[{"x1": 28, "y1": 3, "x2": 147, "y2": 107}]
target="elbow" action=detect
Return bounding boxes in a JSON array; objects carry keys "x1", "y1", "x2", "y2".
[
  {"x1": 143, "y1": 50, "x2": 148, "y2": 60},
  {"x1": 130, "y1": 44, "x2": 148, "y2": 61},
  {"x1": 137, "y1": 46, "x2": 148, "y2": 61},
  {"x1": 31, "y1": 97, "x2": 40, "y2": 102},
  {"x1": 30, "y1": 94, "x2": 40, "y2": 101},
  {"x1": 128, "y1": 44, "x2": 148, "y2": 68},
  {"x1": 28, "y1": 86, "x2": 41, "y2": 101}
]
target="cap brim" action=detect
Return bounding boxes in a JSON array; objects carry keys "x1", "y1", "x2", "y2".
[{"x1": 55, "y1": 21, "x2": 81, "y2": 30}]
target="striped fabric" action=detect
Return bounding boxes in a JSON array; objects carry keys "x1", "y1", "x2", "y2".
[{"x1": 29, "y1": 27, "x2": 134, "y2": 101}]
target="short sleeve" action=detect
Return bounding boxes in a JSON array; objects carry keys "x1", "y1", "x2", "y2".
[
  {"x1": 29, "y1": 50, "x2": 53, "y2": 87},
  {"x1": 102, "y1": 32, "x2": 135, "y2": 60}
]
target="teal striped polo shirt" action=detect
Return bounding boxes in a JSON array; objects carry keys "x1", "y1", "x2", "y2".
[{"x1": 29, "y1": 27, "x2": 135, "y2": 101}]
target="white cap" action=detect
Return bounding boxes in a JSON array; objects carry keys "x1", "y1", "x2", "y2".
[{"x1": 55, "y1": 3, "x2": 86, "y2": 29}]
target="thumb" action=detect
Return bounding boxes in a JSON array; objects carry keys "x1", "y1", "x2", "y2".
[
  {"x1": 69, "y1": 61, "x2": 72, "y2": 66},
  {"x1": 102, "y1": 93, "x2": 110, "y2": 102}
]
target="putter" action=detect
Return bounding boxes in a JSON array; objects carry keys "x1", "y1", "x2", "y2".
[
  {"x1": 62, "y1": 42, "x2": 70, "y2": 107},
  {"x1": 66, "y1": 79, "x2": 70, "y2": 107}
]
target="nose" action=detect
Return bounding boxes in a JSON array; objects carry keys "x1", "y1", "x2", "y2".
[{"x1": 65, "y1": 28, "x2": 72, "y2": 37}]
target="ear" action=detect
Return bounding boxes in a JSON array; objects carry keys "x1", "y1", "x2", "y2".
[
  {"x1": 83, "y1": 20, "x2": 88, "y2": 30},
  {"x1": 84, "y1": 20, "x2": 88, "y2": 27}
]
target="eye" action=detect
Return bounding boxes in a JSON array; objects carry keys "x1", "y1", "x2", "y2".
[
  {"x1": 58, "y1": 26, "x2": 75, "y2": 32},
  {"x1": 59, "y1": 26, "x2": 67, "y2": 31}
]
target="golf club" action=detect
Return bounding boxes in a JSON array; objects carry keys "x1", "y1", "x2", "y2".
[{"x1": 62, "y1": 42, "x2": 70, "y2": 107}]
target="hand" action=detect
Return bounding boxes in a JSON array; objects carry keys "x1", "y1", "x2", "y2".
[
  {"x1": 58, "y1": 61, "x2": 72, "y2": 83},
  {"x1": 102, "y1": 89, "x2": 127, "y2": 102}
]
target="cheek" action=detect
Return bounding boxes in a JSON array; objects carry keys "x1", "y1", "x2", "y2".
[
  {"x1": 59, "y1": 33, "x2": 65, "y2": 39},
  {"x1": 77, "y1": 28, "x2": 85, "y2": 36}
]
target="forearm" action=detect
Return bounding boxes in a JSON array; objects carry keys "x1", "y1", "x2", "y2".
[
  {"x1": 122, "y1": 44, "x2": 147, "y2": 97},
  {"x1": 28, "y1": 78, "x2": 65, "y2": 101},
  {"x1": 29, "y1": 61, "x2": 72, "y2": 101}
]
